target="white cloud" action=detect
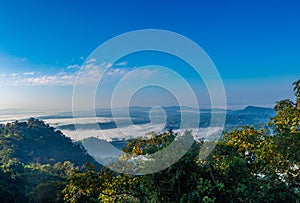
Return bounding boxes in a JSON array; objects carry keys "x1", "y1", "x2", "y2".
[
  {"x1": 22, "y1": 71, "x2": 35, "y2": 76},
  {"x1": 74, "y1": 62, "x2": 104, "y2": 85},
  {"x1": 87, "y1": 58, "x2": 96, "y2": 63},
  {"x1": 105, "y1": 68, "x2": 128, "y2": 76},
  {"x1": 0, "y1": 51, "x2": 99, "y2": 86},
  {"x1": 106, "y1": 62, "x2": 113, "y2": 68},
  {"x1": 55, "y1": 121, "x2": 166, "y2": 141},
  {"x1": 10, "y1": 62, "x2": 119, "y2": 86},
  {"x1": 10, "y1": 73, "x2": 18, "y2": 78},
  {"x1": 4, "y1": 60, "x2": 159, "y2": 87},
  {"x1": 125, "y1": 68, "x2": 158, "y2": 79},
  {"x1": 116, "y1": 61, "x2": 128, "y2": 66},
  {"x1": 16, "y1": 73, "x2": 74, "y2": 86},
  {"x1": 67, "y1": 64, "x2": 80, "y2": 69},
  {"x1": 0, "y1": 111, "x2": 222, "y2": 141}
]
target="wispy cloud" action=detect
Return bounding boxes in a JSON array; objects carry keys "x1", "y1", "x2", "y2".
[
  {"x1": 15, "y1": 62, "x2": 104, "y2": 86},
  {"x1": 18, "y1": 73, "x2": 76, "y2": 86},
  {"x1": 10, "y1": 73, "x2": 18, "y2": 78},
  {"x1": 2, "y1": 58, "x2": 159, "y2": 87},
  {"x1": 6, "y1": 61, "x2": 129, "y2": 86},
  {"x1": 67, "y1": 64, "x2": 80, "y2": 69},
  {"x1": 123, "y1": 68, "x2": 159, "y2": 80},
  {"x1": 116, "y1": 61, "x2": 128, "y2": 66},
  {"x1": 87, "y1": 58, "x2": 96, "y2": 63},
  {"x1": 105, "y1": 68, "x2": 128, "y2": 76},
  {"x1": 22, "y1": 71, "x2": 35, "y2": 76}
]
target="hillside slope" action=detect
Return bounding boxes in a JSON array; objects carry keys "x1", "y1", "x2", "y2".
[{"x1": 0, "y1": 118, "x2": 97, "y2": 167}]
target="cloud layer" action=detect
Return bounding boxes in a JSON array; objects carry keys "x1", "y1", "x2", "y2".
[{"x1": 4, "y1": 61, "x2": 120, "y2": 86}]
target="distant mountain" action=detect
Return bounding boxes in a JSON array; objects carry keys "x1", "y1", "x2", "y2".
[
  {"x1": 233, "y1": 106, "x2": 275, "y2": 115},
  {"x1": 225, "y1": 106, "x2": 275, "y2": 128},
  {"x1": 44, "y1": 105, "x2": 276, "y2": 134},
  {"x1": 0, "y1": 118, "x2": 98, "y2": 167},
  {"x1": 80, "y1": 137, "x2": 128, "y2": 165}
]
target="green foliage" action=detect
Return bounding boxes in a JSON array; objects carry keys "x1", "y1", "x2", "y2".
[
  {"x1": 62, "y1": 122, "x2": 300, "y2": 202},
  {"x1": 62, "y1": 162, "x2": 143, "y2": 202},
  {"x1": 0, "y1": 118, "x2": 98, "y2": 166},
  {"x1": 293, "y1": 79, "x2": 300, "y2": 110},
  {"x1": 0, "y1": 119, "x2": 96, "y2": 203},
  {"x1": 27, "y1": 181, "x2": 65, "y2": 203},
  {"x1": 269, "y1": 97, "x2": 300, "y2": 188},
  {"x1": 63, "y1": 123, "x2": 299, "y2": 202},
  {"x1": 0, "y1": 166, "x2": 26, "y2": 202}
]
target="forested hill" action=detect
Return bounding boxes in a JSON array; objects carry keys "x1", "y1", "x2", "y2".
[{"x1": 0, "y1": 118, "x2": 97, "y2": 167}]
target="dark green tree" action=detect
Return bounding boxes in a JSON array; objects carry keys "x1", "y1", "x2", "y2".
[{"x1": 293, "y1": 79, "x2": 300, "y2": 110}]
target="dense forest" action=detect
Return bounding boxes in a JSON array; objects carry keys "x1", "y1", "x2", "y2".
[{"x1": 0, "y1": 80, "x2": 299, "y2": 202}]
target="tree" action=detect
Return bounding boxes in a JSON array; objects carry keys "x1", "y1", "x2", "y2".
[
  {"x1": 0, "y1": 119, "x2": 98, "y2": 167},
  {"x1": 206, "y1": 127, "x2": 299, "y2": 202},
  {"x1": 274, "y1": 99, "x2": 294, "y2": 112},
  {"x1": 62, "y1": 163, "x2": 139, "y2": 203},
  {"x1": 269, "y1": 100, "x2": 300, "y2": 189},
  {"x1": 27, "y1": 181, "x2": 65, "y2": 203},
  {"x1": 63, "y1": 130, "x2": 201, "y2": 202},
  {"x1": 293, "y1": 79, "x2": 300, "y2": 110}
]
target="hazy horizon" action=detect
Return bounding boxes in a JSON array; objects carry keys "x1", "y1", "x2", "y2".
[
  {"x1": 0, "y1": 103, "x2": 276, "y2": 112},
  {"x1": 0, "y1": 104, "x2": 276, "y2": 142}
]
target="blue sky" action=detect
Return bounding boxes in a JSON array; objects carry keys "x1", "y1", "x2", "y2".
[{"x1": 0, "y1": 0, "x2": 299, "y2": 110}]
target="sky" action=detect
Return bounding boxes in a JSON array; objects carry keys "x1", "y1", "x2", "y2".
[{"x1": 0, "y1": 0, "x2": 299, "y2": 111}]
